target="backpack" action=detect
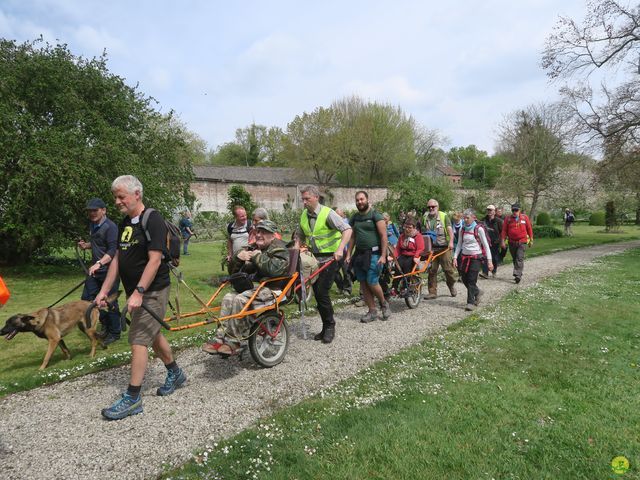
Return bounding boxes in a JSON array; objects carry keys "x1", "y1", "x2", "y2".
[
  {"x1": 423, "y1": 211, "x2": 450, "y2": 245},
  {"x1": 461, "y1": 223, "x2": 490, "y2": 258},
  {"x1": 141, "y1": 208, "x2": 182, "y2": 267},
  {"x1": 566, "y1": 212, "x2": 575, "y2": 223}
]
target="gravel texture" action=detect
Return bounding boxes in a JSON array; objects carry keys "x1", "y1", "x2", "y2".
[{"x1": 1, "y1": 241, "x2": 638, "y2": 479}]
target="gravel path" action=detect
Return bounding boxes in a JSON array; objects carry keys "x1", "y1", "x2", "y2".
[{"x1": 1, "y1": 241, "x2": 638, "y2": 480}]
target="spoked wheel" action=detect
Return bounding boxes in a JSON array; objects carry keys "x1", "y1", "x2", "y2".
[
  {"x1": 404, "y1": 275, "x2": 422, "y2": 309},
  {"x1": 248, "y1": 313, "x2": 290, "y2": 367}
]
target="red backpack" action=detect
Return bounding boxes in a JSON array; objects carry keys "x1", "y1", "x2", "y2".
[{"x1": 462, "y1": 223, "x2": 490, "y2": 258}]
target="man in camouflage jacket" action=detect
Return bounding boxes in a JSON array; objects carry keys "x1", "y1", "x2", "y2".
[{"x1": 202, "y1": 220, "x2": 290, "y2": 355}]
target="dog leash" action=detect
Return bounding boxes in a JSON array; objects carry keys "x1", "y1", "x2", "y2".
[
  {"x1": 47, "y1": 278, "x2": 87, "y2": 309},
  {"x1": 47, "y1": 244, "x2": 93, "y2": 308}
]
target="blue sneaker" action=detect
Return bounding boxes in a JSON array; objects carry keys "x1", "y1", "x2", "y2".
[
  {"x1": 157, "y1": 368, "x2": 187, "y2": 396},
  {"x1": 101, "y1": 393, "x2": 143, "y2": 420}
]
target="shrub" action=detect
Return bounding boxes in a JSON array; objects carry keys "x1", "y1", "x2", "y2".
[
  {"x1": 227, "y1": 185, "x2": 257, "y2": 216},
  {"x1": 589, "y1": 211, "x2": 605, "y2": 226},
  {"x1": 532, "y1": 225, "x2": 563, "y2": 238},
  {"x1": 536, "y1": 211, "x2": 551, "y2": 226},
  {"x1": 377, "y1": 174, "x2": 454, "y2": 219}
]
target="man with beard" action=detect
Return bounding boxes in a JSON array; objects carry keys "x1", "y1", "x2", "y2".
[
  {"x1": 296, "y1": 185, "x2": 352, "y2": 344},
  {"x1": 346, "y1": 191, "x2": 390, "y2": 323}
]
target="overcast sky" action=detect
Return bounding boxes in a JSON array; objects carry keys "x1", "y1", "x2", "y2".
[{"x1": 0, "y1": 0, "x2": 588, "y2": 154}]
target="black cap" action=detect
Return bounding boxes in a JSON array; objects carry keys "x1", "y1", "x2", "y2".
[
  {"x1": 86, "y1": 198, "x2": 106, "y2": 209},
  {"x1": 511, "y1": 203, "x2": 521, "y2": 210}
]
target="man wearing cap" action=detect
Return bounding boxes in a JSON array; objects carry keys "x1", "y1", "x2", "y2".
[
  {"x1": 500, "y1": 203, "x2": 533, "y2": 284},
  {"x1": 480, "y1": 205, "x2": 503, "y2": 278},
  {"x1": 78, "y1": 198, "x2": 121, "y2": 345},
  {"x1": 202, "y1": 220, "x2": 290, "y2": 356}
]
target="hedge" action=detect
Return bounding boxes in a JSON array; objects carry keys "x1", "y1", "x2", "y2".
[{"x1": 532, "y1": 225, "x2": 563, "y2": 238}]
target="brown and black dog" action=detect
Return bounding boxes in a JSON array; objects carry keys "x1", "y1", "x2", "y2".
[{"x1": 0, "y1": 292, "x2": 120, "y2": 369}]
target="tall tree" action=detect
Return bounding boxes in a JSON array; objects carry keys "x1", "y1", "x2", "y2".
[
  {"x1": 282, "y1": 107, "x2": 340, "y2": 184},
  {"x1": 543, "y1": 1, "x2": 640, "y2": 157},
  {"x1": 0, "y1": 39, "x2": 195, "y2": 264},
  {"x1": 497, "y1": 103, "x2": 574, "y2": 218}
]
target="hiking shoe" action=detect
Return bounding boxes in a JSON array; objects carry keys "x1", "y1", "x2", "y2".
[
  {"x1": 355, "y1": 299, "x2": 366, "y2": 307},
  {"x1": 424, "y1": 293, "x2": 437, "y2": 300},
  {"x1": 515, "y1": 277, "x2": 521, "y2": 284},
  {"x1": 474, "y1": 289, "x2": 483, "y2": 306},
  {"x1": 322, "y1": 326, "x2": 335, "y2": 344},
  {"x1": 157, "y1": 368, "x2": 187, "y2": 396},
  {"x1": 314, "y1": 329, "x2": 326, "y2": 341},
  {"x1": 101, "y1": 334, "x2": 120, "y2": 347},
  {"x1": 380, "y1": 301, "x2": 391, "y2": 321},
  {"x1": 479, "y1": 272, "x2": 489, "y2": 279},
  {"x1": 101, "y1": 393, "x2": 143, "y2": 420},
  {"x1": 450, "y1": 286, "x2": 457, "y2": 297},
  {"x1": 360, "y1": 311, "x2": 378, "y2": 323},
  {"x1": 491, "y1": 271, "x2": 496, "y2": 278},
  {"x1": 465, "y1": 304, "x2": 475, "y2": 311}
]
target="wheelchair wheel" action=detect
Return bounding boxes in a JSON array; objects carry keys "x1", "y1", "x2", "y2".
[
  {"x1": 248, "y1": 313, "x2": 289, "y2": 368},
  {"x1": 404, "y1": 276, "x2": 422, "y2": 309}
]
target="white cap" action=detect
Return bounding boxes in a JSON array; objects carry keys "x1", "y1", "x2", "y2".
[{"x1": 486, "y1": 204, "x2": 496, "y2": 210}]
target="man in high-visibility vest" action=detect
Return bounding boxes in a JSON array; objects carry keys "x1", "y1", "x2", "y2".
[
  {"x1": 295, "y1": 185, "x2": 352, "y2": 344},
  {"x1": 422, "y1": 198, "x2": 457, "y2": 299}
]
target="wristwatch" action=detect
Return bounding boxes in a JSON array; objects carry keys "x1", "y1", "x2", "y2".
[
  {"x1": 135, "y1": 286, "x2": 145, "y2": 294},
  {"x1": 96, "y1": 261, "x2": 103, "y2": 267}
]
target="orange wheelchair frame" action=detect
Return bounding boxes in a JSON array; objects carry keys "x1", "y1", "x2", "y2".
[
  {"x1": 133, "y1": 252, "x2": 332, "y2": 368},
  {"x1": 389, "y1": 245, "x2": 451, "y2": 309}
]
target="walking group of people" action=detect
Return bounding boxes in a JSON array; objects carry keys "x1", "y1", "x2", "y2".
[{"x1": 78, "y1": 176, "x2": 534, "y2": 421}]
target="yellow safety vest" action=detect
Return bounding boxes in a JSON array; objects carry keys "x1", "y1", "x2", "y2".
[{"x1": 300, "y1": 206, "x2": 342, "y2": 254}]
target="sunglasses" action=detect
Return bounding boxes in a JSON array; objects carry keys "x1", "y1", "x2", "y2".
[
  {"x1": 512, "y1": 208, "x2": 520, "y2": 212},
  {"x1": 427, "y1": 206, "x2": 437, "y2": 209}
]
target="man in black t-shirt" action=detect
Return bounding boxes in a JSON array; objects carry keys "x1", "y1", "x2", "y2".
[{"x1": 96, "y1": 175, "x2": 186, "y2": 421}]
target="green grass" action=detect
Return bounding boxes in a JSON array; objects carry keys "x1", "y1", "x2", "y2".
[
  {"x1": 164, "y1": 247, "x2": 640, "y2": 480},
  {"x1": 0, "y1": 241, "x2": 230, "y2": 395},
  {"x1": 0, "y1": 225, "x2": 638, "y2": 397}
]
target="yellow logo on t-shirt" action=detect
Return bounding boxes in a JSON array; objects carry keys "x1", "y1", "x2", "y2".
[{"x1": 121, "y1": 226, "x2": 133, "y2": 243}]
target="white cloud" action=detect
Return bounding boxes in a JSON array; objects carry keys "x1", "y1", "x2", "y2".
[
  {"x1": 147, "y1": 67, "x2": 172, "y2": 91},
  {"x1": 72, "y1": 24, "x2": 125, "y2": 56},
  {"x1": 343, "y1": 76, "x2": 429, "y2": 104}
]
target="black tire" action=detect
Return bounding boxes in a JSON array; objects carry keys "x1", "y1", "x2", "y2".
[
  {"x1": 248, "y1": 313, "x2": 289, "y2": 368},
  {"x1": 404, "y1": 276, "x2": 422, "y2": 309}
]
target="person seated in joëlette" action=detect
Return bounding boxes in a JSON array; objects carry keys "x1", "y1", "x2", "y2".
[
  {"x1": 201, "y1": 220, "x2": 290, "y2": 356},
  {"x1": 390, "y1": 218, "x2": 424, "y2": 295}
]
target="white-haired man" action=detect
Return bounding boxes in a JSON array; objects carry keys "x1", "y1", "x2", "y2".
[{"x1": 96, "y1": 175, "x2": 186, "y2": 420}]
